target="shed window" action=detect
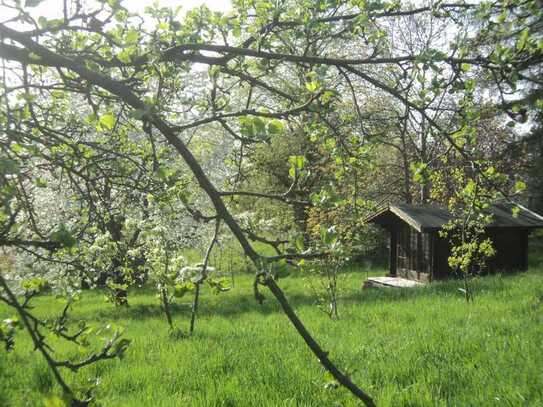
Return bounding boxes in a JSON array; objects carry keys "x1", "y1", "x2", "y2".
[{"x1": 397, "y1": 224, "x2": 428, "y2": 274}]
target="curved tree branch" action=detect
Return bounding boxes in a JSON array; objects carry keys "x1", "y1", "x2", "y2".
[{"x1": 0, "y1": 23, "x2": 376, "y2": 406}]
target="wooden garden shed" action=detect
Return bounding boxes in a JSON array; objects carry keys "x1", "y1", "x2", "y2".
[{"x1": 365, "y1": 203, "x2": 543, "y2": 282}]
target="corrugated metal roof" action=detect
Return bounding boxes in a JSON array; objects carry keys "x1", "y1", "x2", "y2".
[{"x1": 366, "y1": 202, "x2": 543, "y2": 232}]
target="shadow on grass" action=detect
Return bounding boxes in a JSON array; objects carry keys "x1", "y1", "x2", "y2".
[{"x1": 84, "y1": 269, "x2": 536, "y2": 323}]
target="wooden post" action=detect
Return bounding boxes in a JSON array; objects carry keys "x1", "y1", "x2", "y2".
[
  {"x1": 429, "y1": 233, "x2": 434, "y2": 282},
  {"x1": 390, "y1": 228, "x2": 397, "y2": 276},
  {"x1": 417, "y1": 233, "x2": 423, "y2": 280}
]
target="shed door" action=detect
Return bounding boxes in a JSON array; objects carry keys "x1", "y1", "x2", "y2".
[
  {"x1": 396, "y1": 224, "x2": 430, "y2": 282},
  {"x1": 396, "y1": 224, "x2": 417, "y2": 280}
]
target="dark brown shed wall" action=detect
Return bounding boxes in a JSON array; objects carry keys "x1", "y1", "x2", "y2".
[
  {"x1": 486, "y1": 229, "x2": 529, "y2": 272},
  {"x1": 429, "y1": 229, "x2": 530, "y2": 280},
  {"x1": 431, "y1": 233, "x2": 451, "y2": 279}
]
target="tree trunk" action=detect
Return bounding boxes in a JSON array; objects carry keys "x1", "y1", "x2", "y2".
[
  {"x1": 189, "y1": 283, "x2": 201, "y2": 335},
  {"x1": 161, "y1": 287, "x2": 174, "y2": 330}
]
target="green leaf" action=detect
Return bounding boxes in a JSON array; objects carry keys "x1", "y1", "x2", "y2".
[
  {"x1": 125, "y1": 29, "x2": 139, "y2": 44},
  {"x1": 51, "y1": 90, "x2": 65, "y2": 99},
  {"x1": 267, "y1": 119, "x2": 284, "y2": 136},
  {"x1": 10, "y1": 143, "x2": 23, "y2": 154},
  {"x1": 208, "y1": 277, "x2": 230, "y2": 294},
  {"x1": 516, "y1": 28, "x2": 530, "y2": 52},
  {"x1": 410, "y1": 162, "x2": 429, "y2": 184},
  {"x1": 253, "y1": 117, "x2": 266, "y2": 135},
  {"x1": 117, "y1": 48, "x2": 134, "y2": 64},
  {"x1": 321, "y1": 90, "x2": 336, "y2": 103},
  {"x1": 99, "y1": 112, "x2": 116, "y2": 131},
  {"x1": 35, "y1": 177, "x2": 48, "y2": 188},
  {"x1": 288, "y1": 155, "x2": 306, "y2": 170},
  {"x1": 174, "y1": 282, "x2": 194, "y2": 297},
  {"x1": 288, "y1": 166, "x2": 296, "y2": 179},
  {"x1": 21, "y1": 278, "x2": 50, "y2": 294},
  {"x1": 514, "y1": 181, "x2": 526, "y2": 193},
  {"x1": 239, "y1": 116, "x2": 268, "y2": 139},
  {"x1": 305, "y1": 81, "x2": 320, "y2": 92}
]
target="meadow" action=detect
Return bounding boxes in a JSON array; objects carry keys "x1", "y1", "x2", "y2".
[{"x1": 1, "y1": 250, "x2": 542, "y2": 406}]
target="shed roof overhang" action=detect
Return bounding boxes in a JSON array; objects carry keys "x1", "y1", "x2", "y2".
[{"x1": 364, "y1": 203, "x2": 543, "y2": 233}]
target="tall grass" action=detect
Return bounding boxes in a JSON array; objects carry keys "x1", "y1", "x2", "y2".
[{"x1": 1, "y1": 253, "x2": 542, "y2": 406}]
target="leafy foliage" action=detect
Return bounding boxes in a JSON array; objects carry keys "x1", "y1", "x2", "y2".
[{"x1": 0, "y1": 0, "x2": 542, "y2": 404}]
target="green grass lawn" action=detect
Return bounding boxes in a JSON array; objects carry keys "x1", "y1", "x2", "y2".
[{"x1": 1, "y1": 263, "x2": 543, "y2": 406}]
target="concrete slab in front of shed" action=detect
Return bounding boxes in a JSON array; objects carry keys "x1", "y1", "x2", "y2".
[{"x1": 363, "y1": 276, "x2": 425, "y2": 289}]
